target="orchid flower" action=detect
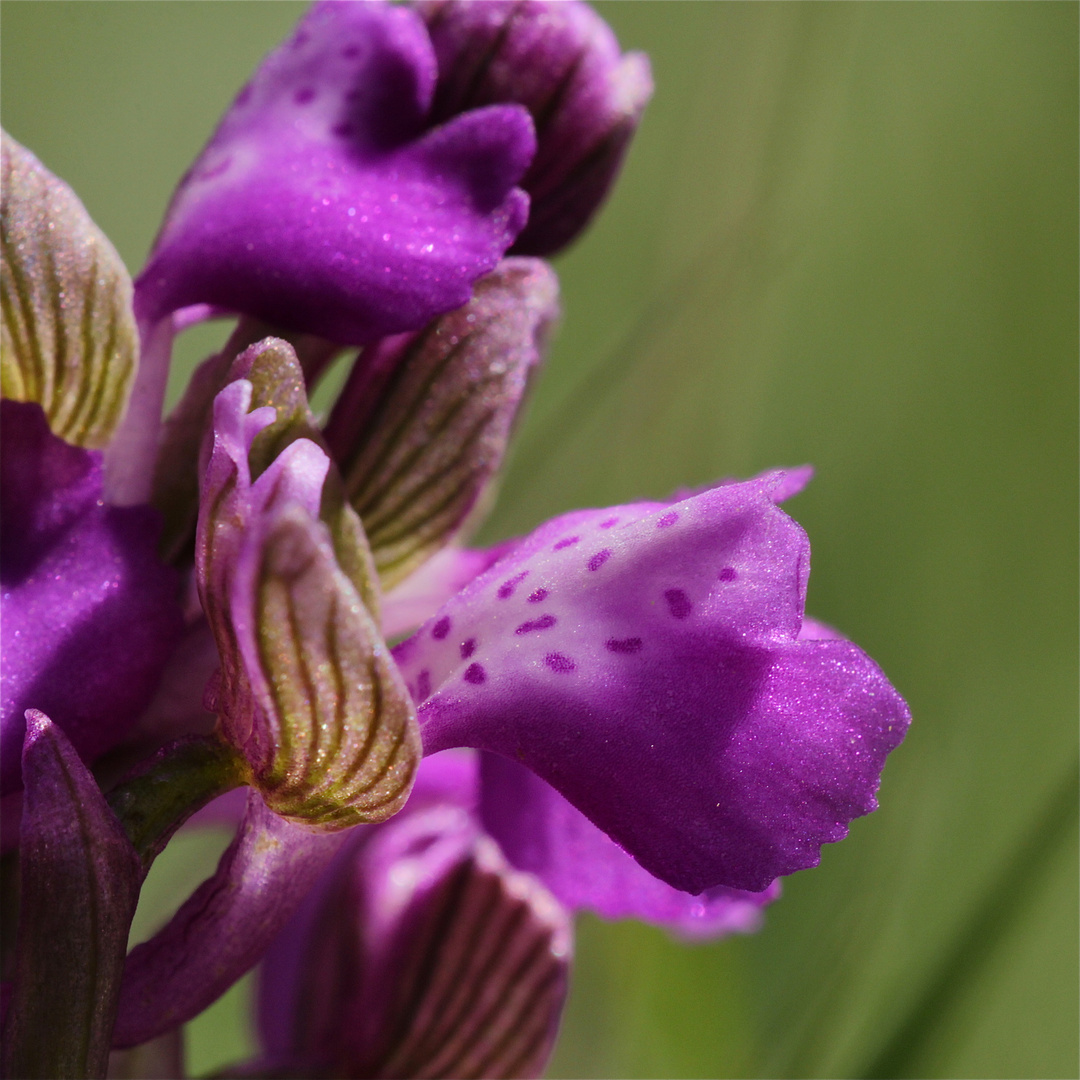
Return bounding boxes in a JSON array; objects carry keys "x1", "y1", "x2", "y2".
[{"x1": 0, "y1": 2, "x2": 909, "y2": 1077}]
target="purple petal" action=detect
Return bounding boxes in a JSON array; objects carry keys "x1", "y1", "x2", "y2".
[
  {"x1": 135, "y1": 1, "x2": 535, "y2": 344},
  {"x1": 397, "y1": 472, "x2": 910, "y2": 893},
  {"x1": 0, "y1": 402, "x2": 182, "y2": 794},
  {"x1": 112, "y1": 789, "x2": 344, "y2": 1048},
  {"x1": 4, "y1": 712, "x2": 141, "y2": 1078},
  {"x1": 382, "y1": 543, "x2": 518, "y2": 639},
  {"x1": 479, "y1": 753, "x2": 777, "y2": 940}
]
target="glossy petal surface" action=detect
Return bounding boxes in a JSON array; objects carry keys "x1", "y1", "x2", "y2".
[
  {"x1": 136, "y1": 1, "x2": 535, "y2": 343},
  {"x1": 397, "y1": 472, "x2": 910, "y2": 893},
  {"x1": 0, "y1": 401, "x2": 182, "y2": 793}
]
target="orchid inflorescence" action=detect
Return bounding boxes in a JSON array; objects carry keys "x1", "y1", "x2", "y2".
[{"x1": 0, "y1": 3, "x2": 910, "y2": 1077}]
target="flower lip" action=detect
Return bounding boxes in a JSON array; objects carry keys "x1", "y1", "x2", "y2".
[
  {"x1": 394, "y1": 471, "x2": 911, "y2": 894},
  {"x1": 135, "y1": 0, "x2": 537, "y2": 344}
]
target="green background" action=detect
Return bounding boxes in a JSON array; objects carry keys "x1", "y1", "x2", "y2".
[{"x1": 3, "y1": 3, "x2": 1076, "y2": 1077}]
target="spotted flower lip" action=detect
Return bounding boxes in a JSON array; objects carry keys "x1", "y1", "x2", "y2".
[
  {"x1": 393, "y1": 469, "x2": 911, "y2": 895},
  {"x1": 135, "y1": 0, "x2": 537, "y2": 344}
]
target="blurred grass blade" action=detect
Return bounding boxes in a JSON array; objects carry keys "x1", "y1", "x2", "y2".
[{"x1": 862, "y1": 760, "x2": 1079, "y2": 1080}]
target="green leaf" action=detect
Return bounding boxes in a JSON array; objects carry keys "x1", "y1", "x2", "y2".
[{"x1": 0, "y1": 130, "x2": 137, "y2": 447}]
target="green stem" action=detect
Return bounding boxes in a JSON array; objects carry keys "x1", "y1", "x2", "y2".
[{"x1": 106, "y1": 733, "x2": 248, "y2": 873}]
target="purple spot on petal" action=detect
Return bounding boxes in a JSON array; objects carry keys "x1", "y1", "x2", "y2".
[
  {"x1": 588, "y1": 549, "x2": 612, "y2": 571},
  {"x1": 432, "y1": 616, "x2": 451, "y2": 640},
  {"x1": 516, "y1": 615, "x2": 557, "y2": 635},
  {"x1": 464, "y1": 663, "x2": 486, "y2": 685},
  {"x1": 545, "y1": 652, "x2": 576, "y2": 673},
  {"x1": 528, "y1": 588, "x2": 548, "y2": 603},
  {"x1": 553, "y1": 536, "x2": 580, "y2": 551},
  {"x1": 657, "y1": 511, "x2": 679, "y2": 528},
  {"x1": 600, "y1": 517, "x2": 619, "y2": 529},
  {"x1": 342, "y1": 44, "x2": 360, "y2": 58},
  {"x1": 332, "y1": 122, "x2": 354, "y2": 139},
  {"x1": 460, "y1": 638, "x2": 477, "y2": 659},
  {"x1": 665, "y1": 589, "x2": 693, "y2": 619},
  {"x1": 416, "y1": 670, "x2": 431, "y2": 701},
  {"x1": 497, "y1": 571, "x2": 529, "y2": 599},
  {"x1": 293, "y1": 30, "x2": 310, "y2": 48},
  {"x1": 235, "y1": 85, "x2": 252, "y2": 108},
  {"x1": 719, "y1": 566, "x2": 738, "y2": 582},
  {"x1": 606, "y1": 637, "x2": 643, "y2": 654},
  {"x1": 294, "y1": 87, "x2": 316, "y2": 105}
]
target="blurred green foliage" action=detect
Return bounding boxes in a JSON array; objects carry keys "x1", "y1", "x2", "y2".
[{"x1": 3, "y1": 3, "x2": 1076, "y2": 1077}]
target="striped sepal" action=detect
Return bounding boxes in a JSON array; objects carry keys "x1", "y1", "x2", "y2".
[
  {"x1": 240, "y1": 506, "x2": 420, "y2": 829},
  {"x1": 1, "y1": 131, "x2": 137, "y2": 447},
  {"x1": 326, "y1": 258, "x2": 559, "y2": 590},
  {"x1": 373, "y1": 835, "x2": 571, "y2": 1079}
]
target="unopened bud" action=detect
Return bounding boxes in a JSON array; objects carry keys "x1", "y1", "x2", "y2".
[
  {"x1": 420, "y1": 0, "x2": 653, "y2": 255},
  {"x1": 325, "y1": 258, "x2": 559, "y2": 589}
]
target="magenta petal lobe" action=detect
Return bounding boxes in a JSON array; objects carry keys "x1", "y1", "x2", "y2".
[
  {"x1": 136, "y1": 2, "x2": 536, "y2": 343},
  {"x1": 396, "y1": 473, "x2": 910, "y2": 893}
]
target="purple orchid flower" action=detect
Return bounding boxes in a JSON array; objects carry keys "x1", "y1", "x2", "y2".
[
  {"x1": 250, "y1": 752, "x2": 572, "y2": 1079},
  {"x1": 392, "y1": 468, "x2": 909, "y2": 897}
]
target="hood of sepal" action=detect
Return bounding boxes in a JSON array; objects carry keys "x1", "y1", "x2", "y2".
[
  {"x1": 231, "y1": 504, "x2": 420, "y2": 830},
  {"x1": 230, "y1": 336, "x2": 382, "y2": 622},
  {"x1": 256, "y1": 792, "x2": 571, "y2": 1078},
  {"x1": 1, "y1": 131, "x2": 138, "y2": 449},
  {"x1": 196, "y1": 347, "x2": 420, "y2": 830},
  {"x1": 324, "y1": 258, "x2": 559, "y2": 591},
  {"x1": 3, "y1": 711, "x2": 141, "y2": 1080}
]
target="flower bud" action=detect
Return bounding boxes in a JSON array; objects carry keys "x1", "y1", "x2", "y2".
[
  {"x1": 325, "y1": 258, "x2": 559, "y2": 589},
  {"x1": 420, "y1": 0, "x2": 653, "y2": 255}
]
